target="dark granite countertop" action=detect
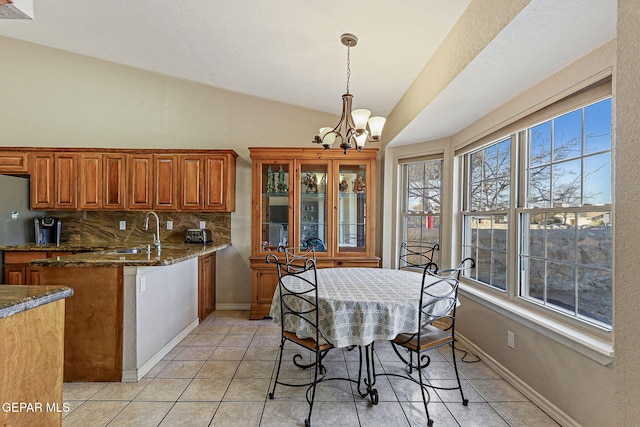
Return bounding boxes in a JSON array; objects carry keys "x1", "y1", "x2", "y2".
[
  {"x1": 0, "y1": 241, "x2": 231, "y2": 267},
  {"x1": 28, "y1": 242, "x2": 231, "y2": 267},
  {"x1": 0, "y1": 285, "x2": 74, "y2": 319}
]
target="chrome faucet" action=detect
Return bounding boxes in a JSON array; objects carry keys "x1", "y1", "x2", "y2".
[{"x1": 143, "y1": 211, "x2": 161, "y2": 254}]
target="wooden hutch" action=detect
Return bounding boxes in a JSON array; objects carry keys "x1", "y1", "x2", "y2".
[{"x1": 249, "y1": 147, "x2": 379, "y2": 319}]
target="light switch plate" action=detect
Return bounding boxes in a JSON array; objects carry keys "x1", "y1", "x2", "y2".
[
  {"x1": 119, "y1": 221, "x2": 126, "y2": 230},
  {"x1": 166, "y1": 220, "x2": 173, "y2": 230}
]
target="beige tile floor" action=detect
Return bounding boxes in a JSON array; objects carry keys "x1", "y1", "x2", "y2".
[{"x1": 62, "y1": 311, "x2": 559, "y2": 426}]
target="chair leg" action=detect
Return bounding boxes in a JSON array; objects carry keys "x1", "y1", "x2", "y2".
[
  {"x1": 268, "y1": 337, "x2": 286, "y2": 399},
  {"x1": 304, "y1": 348, "x2": 321, "y2": 426},
  {"x1": 417, "y1": 362, "x2": 434, "y2": 427},
  {"x1": 450, "y1": 343, "x2": 468, "y2": 406}
]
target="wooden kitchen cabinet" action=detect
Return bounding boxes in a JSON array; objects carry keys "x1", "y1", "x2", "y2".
[
  {"x1": 248, "y1": 147, "x2": 380, "y2": 319},
  {"x1": 198, "y1": 252, "x2": 216, "y2": 321},
  {"x1": 0, "y1": 151, "x2": 29, "y2": 173},
  {"x1": 180, "y1": 152, "x2": 237, "y2": 211},
  {"x1": 29, "y1": 152, "x2": 54, "y2": 210},
  {"x1": 3, "y1": 251, "x2": 73, "y2": 285},
  {"x1": 127, "y1": 154, "x2": 153, "y2": 209},
  {"x1": 103, "y1": 153, "x2": 126, "y2": 209},
  {"x1": 54, "y1": 153, "x2": 77, "y2": 209},
  {"x1": 3, "y1": 148, "x2": 237, "y2": 212},
  {"x1": 78, "y1": 153, "x2": 103, "y2": 209},
  {"x1": 154, "y1": 155, "x2": 179, "y2": 209}
]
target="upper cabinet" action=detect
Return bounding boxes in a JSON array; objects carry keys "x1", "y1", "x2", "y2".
[
  {"x1": 14, "y1": 148, "x2": 237, "y2": 212},
  {"x1": 0, "y1": 151, "x2": 29, "y2": 174},
  {"x1": 103, "y1": 154, "x2": 126, "y2": 209},
  {"x1": 179, "y1": 153, "x2": 237, "y2": 212},
  {"x1": 29, "y1": 153, "x2": 54, "y2": 210}
]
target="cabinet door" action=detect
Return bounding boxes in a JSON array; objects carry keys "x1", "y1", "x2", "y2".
[
  {"x1": 127, "y1": 154, "x2": 153, "y2": 209},
  {"x1": 198, "y1": 253, "x2": 216, "y2": 321},
  {"x1": 78, "y1": 153, "x2": 103, "y2": 209},
  {"x1": 0, "y1": 151, "x2": 29, "y2": 173},
  {"x1": 254, "y1": 161, "x2": 293, "y2": 253},
  {"x1": 4, "y1": 266, "x2": 26, "y2": 285},
  {"x1": 154, "y1": 155, "x2": 179, "y2": 209},
  {"x1": 335, "y1": 160, "x2": 375, "y2": 257},
  {"x1": 296, "y1": 161, "x2": 331, "y2": 255},
  {"x1": 30, "y1": 153, "x2": 54, "y2": 210},
  {"x1": 180, "y1": 155, "x2": 204, "y2": 210},
  {"x1": 204, "y1": 155, "x2": 225, "y2": 211},
  {"x1": 54, "y1": 153, "x2": 77, "y2": 209},
  {"x1": 103, "y1": 154, "x2": 126, "y2": 209}
]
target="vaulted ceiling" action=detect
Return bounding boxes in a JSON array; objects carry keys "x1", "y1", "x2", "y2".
[{"x1": 0, "y1": 0, "x2": 616, "y2": 146}]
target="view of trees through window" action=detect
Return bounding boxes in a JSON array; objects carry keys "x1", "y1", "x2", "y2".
[
  {"x1": 402, "y1": 160, "x2": 442, "y2": 266},
  {"x1": 462, "y1": 97, "x2": 612, "y2": 328}
]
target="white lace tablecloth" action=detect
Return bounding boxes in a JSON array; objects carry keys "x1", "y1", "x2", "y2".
[{"x1": 269, "y1": 267, "x2": 454, "y2": 348}]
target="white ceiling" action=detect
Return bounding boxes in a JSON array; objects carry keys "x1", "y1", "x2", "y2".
[{"x1": 0, "y1": 0, "x2": 616, "y2": 147}]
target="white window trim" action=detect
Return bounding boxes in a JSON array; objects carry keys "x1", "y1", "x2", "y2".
[{"x1": 460, "y1": 282, "x2": 613, "y2": 366}]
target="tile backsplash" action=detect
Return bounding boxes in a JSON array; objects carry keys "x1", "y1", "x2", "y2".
[{"x1": 47, "y1": 211, "x2": 231, "y2": 245}]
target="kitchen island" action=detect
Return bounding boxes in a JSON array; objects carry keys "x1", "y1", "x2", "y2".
[
  {"x1": 6, "y1": 241, "x2": 230, "y2": 382},
  {"x1": 0, "y1": 285, "x2": 73, "y2": 427}
]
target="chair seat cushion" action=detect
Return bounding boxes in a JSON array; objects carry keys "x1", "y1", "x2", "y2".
[
  {"x1": 284, "y1": 331, "x2": 333, "y2": 351},
  {"x1": 393, "y1": 324, "x2": 453, "y2": 352}
]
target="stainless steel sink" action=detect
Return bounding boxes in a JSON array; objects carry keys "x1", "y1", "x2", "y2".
[{"x1": 107, "y1": 247, "x2": 148, "y2": 254}]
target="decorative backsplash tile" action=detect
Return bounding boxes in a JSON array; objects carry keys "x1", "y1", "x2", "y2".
[{"x1": 47, "y1": 211, "x2": 231, "y2": 245}]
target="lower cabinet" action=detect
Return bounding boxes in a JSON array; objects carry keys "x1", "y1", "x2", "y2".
[
  {"x1": 3, "y1": 251, "x2": 73, "y2": 285},
  {"x1": 0, "y1": 298, "x2": 66, "y2": 426},
  {"x1": 35, "y1": 265, "x2": 124, "y2": 382},
  {"x1": 198, "y1": 253, "x2": 216, "y2": 322}
]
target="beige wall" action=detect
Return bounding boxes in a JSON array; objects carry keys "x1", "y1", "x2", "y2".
[
  {"x1": 614, "y1": 0, "x2": 640, "y2": 424},
  {"x1": 0, "y1": 35, "x2": 338, "y2": 309},
  {"x1": 382, "y1": 7, "x2": 639, "y2": 426}
]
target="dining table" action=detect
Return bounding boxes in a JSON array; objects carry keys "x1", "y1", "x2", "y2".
[{"x1": 268, "y1": 267, "x2": 455, "y2": 403}]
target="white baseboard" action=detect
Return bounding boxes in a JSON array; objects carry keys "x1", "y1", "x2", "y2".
[
  {"x1": 121, "y1": 319, "x2": 200, "y2": 382},
  {"x1": 456, "y1": 334, "x2": 579, "y2": 427},
  {"x1": 215, "y1": 303, "x2": 251, "y2": 311}
]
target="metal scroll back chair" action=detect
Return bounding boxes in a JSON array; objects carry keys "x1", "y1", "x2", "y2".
[
  {"x1": 266, "y1": 253, "x2": 332, "y2": 427},
  {"x1": 398, "y1": 241, "x2": 440, "y2": 271},
  {"x1": 278, "y1": 245, "x2": 317, "y2": 273},
  {"x1": 391, "y1": 257, "x2": 475, "y2": 427}
]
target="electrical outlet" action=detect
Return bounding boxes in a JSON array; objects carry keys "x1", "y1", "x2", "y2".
[
  {"x1": 119, "y1": 220, "x2": 126, "y2": 230},
  {"x1": 166, "y1": 220, "x2": 173, "y2": 230},
  {"x1": 507, "y1": 330, "x2": 515, "y2": 349},
  {"x1": 199, "y1": 221, "x2": 206, "y2": 229}
]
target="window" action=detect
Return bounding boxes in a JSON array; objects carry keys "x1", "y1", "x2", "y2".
[
  {"x1": 463, "y1": 138, "x2": 511, "y2": 290},
  {"x1": 401, "y1": 159, "x2": 442, "y2": 265},
  {"x1": 520, "y1": 98, "x2": 612, "y2": 327},
  {"x1": 462, "y1": 97, "x2": 612, "y2": 328}
]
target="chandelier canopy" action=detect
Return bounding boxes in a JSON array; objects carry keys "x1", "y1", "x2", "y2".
[{"x1": 312, "y1": 33, "x2": 386, "y2": 154}]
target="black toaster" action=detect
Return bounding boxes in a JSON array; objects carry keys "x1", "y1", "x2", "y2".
[{"x1": 185, "y1": 228, "x2": 213, "y2": 244}]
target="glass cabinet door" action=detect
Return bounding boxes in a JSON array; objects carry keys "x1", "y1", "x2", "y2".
[
  {"x1": 337, "y1": 163, "x2": 368, "y2": 253},
  {"x1": 297, "y1": 163, "x2": 329, "y2": 253},
  {"x1": 260, "y1": 162, "x2": 291, "y2": 252}
]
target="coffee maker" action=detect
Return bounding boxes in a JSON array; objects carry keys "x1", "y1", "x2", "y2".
[{"x1": 34, "y1": 216, "x2": 61, "y2": 246}]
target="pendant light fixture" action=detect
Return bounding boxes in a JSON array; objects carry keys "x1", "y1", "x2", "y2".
[{"x1": 312, "y1": 33, "x2": 386, "y2": 154}]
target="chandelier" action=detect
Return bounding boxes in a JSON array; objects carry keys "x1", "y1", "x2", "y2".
[{"x1": 312, "y1": 33, "x2": 386, "y2": 154}]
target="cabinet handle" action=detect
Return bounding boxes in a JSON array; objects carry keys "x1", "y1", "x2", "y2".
[{"x1": 337, "y1": 261, "x2": 343, "y2": 266}]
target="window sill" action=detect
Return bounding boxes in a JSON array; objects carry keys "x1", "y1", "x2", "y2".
[{"x1": 460, "y1": 283, "x2": 614, "y2": 366}]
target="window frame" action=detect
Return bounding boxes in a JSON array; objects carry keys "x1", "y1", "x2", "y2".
[
  {"x1": 399, "y1": 157, "x2": 443, "y2": 267},
  {"x1": 459, "y1": 95, "x2": 613, "y2": 337}
]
